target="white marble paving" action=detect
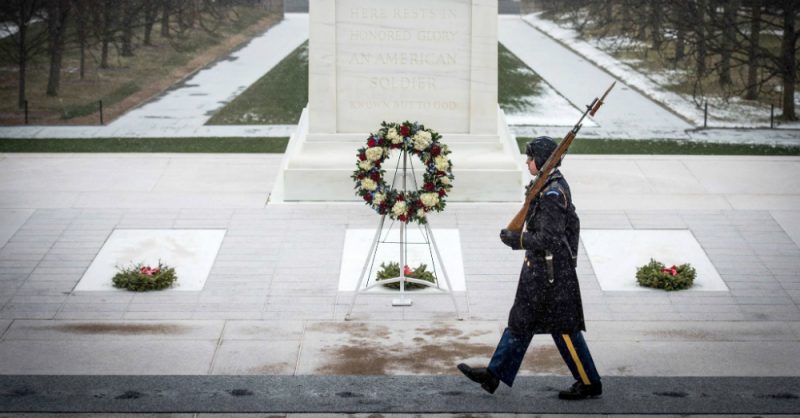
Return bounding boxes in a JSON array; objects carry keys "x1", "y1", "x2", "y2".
[
  {"x1": 75, "y1": 229, "x2": 226, "y2": 291},
  {"x1": 338, "y1": 228, "x2": 466, "y2": 292},
  {"x1": 582, "y1": 229, "x2": 727, "y2": 292}
]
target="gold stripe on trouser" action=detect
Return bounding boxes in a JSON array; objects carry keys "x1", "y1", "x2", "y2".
[{"x1": 562, "y1": 334, "x2": 591, "y2": 385}]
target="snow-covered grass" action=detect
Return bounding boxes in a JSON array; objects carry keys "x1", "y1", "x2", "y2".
[
  {"x1": 522, "y1": 12, "x2": 800, "y2": 130},
  {"x1": 498, "y1": 42, "x2": 590, "y2": 127},
  {"x1": 504, "y1": 85, "x2": 590, "y2": 126}
]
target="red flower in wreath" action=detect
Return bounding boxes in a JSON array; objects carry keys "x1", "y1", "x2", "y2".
[
  {"x1": 399, "y1": 125, "x2": 410, "y2": 137},
  {"x1": 661, "y1": 265, "x2": 678, "y2": 276}
]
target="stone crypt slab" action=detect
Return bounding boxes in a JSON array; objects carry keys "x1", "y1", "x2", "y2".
[
  {"x1": 75, "y1": 229, "x2": 226, "y2": 292},
  {"x1": 581, "y1": 229, "x2": 727, "y2": 292},
  {"x1": 339, "y1": 229, "x2": 465, "y2": 292},
  {"x1": 272, "y1": 0, "x2": 524, "y2": 202}
]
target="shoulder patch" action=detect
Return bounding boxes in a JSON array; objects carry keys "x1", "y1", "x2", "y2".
[{"x1": 544, "y1": 185, "x2": 568, "y2": 208}]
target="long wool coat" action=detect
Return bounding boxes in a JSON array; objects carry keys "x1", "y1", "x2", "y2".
[{"x1": 508, "y1": 170, "x2": 586, "y2": 335}]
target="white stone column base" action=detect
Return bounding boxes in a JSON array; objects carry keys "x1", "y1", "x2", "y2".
[{"x1": 270, "y1": 107, "x2": 525, "y2": 203}]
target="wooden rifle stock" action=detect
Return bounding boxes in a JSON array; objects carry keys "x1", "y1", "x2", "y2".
[{"x1": 506, "y1": 81, "x2": 615, "y2": 233}]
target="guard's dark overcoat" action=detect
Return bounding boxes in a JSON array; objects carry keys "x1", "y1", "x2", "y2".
[{"x1": 508, "y1": 170, "x2": 585, "y2": 335}]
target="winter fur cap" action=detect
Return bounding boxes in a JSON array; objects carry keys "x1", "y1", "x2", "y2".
[{"x1": 525, "y1": 136, "x2": 559, "y2": 169}]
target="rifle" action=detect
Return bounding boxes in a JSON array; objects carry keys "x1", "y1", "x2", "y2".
[{"x1": 506, "y1": 81, "x2": 616, "y2": 233}]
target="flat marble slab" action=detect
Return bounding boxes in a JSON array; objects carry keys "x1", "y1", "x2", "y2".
[
  {"x1": 338, "y1": 228, "x2": 465, "y2": 292},
  {"x1": 75, "y1": 229, "x2": 226, "y2": 292},
  {"x1": 0, "y1": 208, "x2": 33, "y2": 248},
  {"x1": 582, "y1": 229, "x2": 727, "y2": 292}
]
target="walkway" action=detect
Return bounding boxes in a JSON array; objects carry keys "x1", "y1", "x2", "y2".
[
  {"x1": 109, "y1": 13, "x2": 308, "y2": 132},
  {"x1": 0, "y1": 153, "x2": 799, "y2": 416},
  {"x1": 498, "y1": 15, "x2": 692, "y2": 131}
]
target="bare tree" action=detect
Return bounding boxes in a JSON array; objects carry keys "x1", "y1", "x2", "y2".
[
  {"x1": 142, "y1": 0, "x2": 158, "y2": 46},
  {"x1": 161, "y1": 0, "x2": 172, "y2": 38},
  {"x1": 0, "y1": 0, "x2": 47, "y2": 108},
  {"x1": 745, "y1": 0, "x2": 762, "y2": 99},
  {"x1": 45, "y1": 0, "x2": 71, "y2": 96},
  {"x1": 777, "y1": 0, "x2": 797, "y2": 120}
]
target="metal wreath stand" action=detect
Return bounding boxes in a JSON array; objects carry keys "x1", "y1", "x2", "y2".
[{"x1": 344, "y1": 146, "x2": 462, "y2": 321}]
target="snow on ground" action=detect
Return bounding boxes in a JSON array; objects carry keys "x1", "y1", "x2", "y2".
[
  {"x1": 522, "y1": 12, "x2": 800, "y2": 130},
  {"x1": 504, "y1": 84, "x2": 593, "y2": 126}
]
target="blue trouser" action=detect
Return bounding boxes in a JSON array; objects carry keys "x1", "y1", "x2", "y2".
[{"x1": 487, "y1": 327, "x2": 601, "y2": 387}]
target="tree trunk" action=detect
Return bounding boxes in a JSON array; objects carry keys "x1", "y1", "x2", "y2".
[
  {"x1": 674, "y1": 4, "x2": 686, "y2": 63},
  {"x1": 17, "y1": 13, "x2": 28, "y2": 109},
  {"x1": 76, "y1": 0, "x2": 87, "y2": 80},
  {"x1": 121, "y1": 0, "x2": 134, "y2": 57},
  {"x1": 46, "y1": 0, "x2": 71, "y2": 96},
  {"x1": 696, "y1": 0, "x2": 707, "y2": 76},
  {"x1": 143, "y1": 0, "x2": 156, "y2": 46},
  {"x1": 719, "y1": 0, "x2": 738, "y2": 86},
  {"x1": 745, "y1": 0, "x2": 761, "y2": 100},
  {"x1": 779, "y1": 0, "x2": 797, "y2": 121},
  {"x1": 161, "y1": 0, "x2": 171, "y2": 38},
  {"x1": 650, "y1": 1, "x2": 663, "y2": 50},
  {"x1": 100, "y1": 0, "x2": 112, "y2": 68}
]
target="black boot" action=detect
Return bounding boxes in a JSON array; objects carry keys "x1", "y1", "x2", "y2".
[
  {"x1": 558, "y1": 380, "x2": 602, "y2": 400},
  {"x1": 457, "y1": 363, "x2": 500, "y2": 394}
]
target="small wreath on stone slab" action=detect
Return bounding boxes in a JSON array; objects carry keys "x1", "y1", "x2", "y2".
[
  {"x1": 375, "y1": 262, "x2": 436, "y2": 290},
  {"x1": 112, "y1": 261, "x2": 177, "y2": 291},
  {"x1": 636, "y1": 258, "x2": 696, "y2": 291},
  {"x1": 351, "y1": 121, "x2": 454, "y2": 224}
]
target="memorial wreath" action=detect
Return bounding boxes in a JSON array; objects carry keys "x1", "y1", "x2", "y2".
[{"x1": 352, "y1": 121, "x2": 454, "y2": 224}]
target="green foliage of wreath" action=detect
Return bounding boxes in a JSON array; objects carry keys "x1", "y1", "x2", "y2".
[
  {"x1": 112, "y1": 261, "x2": 178, "y2": 292},
  {"x1": 375, "y1": 262, "x2": 436, "y2": 290},
  {"x1": 351, "y1": 121, "x2": 454, "y2": 224},
  {"x1": 636, "y1": 258, "x2": 696, "y2": 291}
]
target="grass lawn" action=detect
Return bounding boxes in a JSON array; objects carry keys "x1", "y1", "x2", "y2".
[
  {"x1": 0, "y1": 6, "x2": 280, "y2": 125},
  {"x1": 516, "y1": 137, "x2": 800, "y2": 156},
  {"x1": 207, "y1": 41, "x2": 309, "y2": 125},
  {"x1": 207, "y1": 42, "x2": 544, "y2": 125},
  {"x1": 0, "y1": 137, "x2": 288, "y2": 153},
  {"x1": 2, "y1": 136, "x2": 797, "y2": 155},
  {"x1": 498, "y1": 43, "x2": 543, "y2": 114}
]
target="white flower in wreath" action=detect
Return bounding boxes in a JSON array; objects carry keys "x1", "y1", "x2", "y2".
[
  {"x1": 434, "y1": 155, "x2": 450, "y2": 171},
  {"x1": 387, "y1": 128, "x2": 403, "y2": 144},
  {"x1": 391, "y1": 201, "x2": 407, "y2": 217},
  {"x1": 366, "y1": 147, "x2": 384, "y2": 162},
  {"x1": 358, "y1": 160, "x2": 373, "y2": 171},
  {"x1": 420, "y1": 192, "x2": 440, "y2": 208},
  {"x1": 373, "y1": 193, "x2": 385, "y2": 205},
  {"x1": 361, "y1": 178, "x2": 377, "y2": 191},
  {"x1": 416, "y1": 208, "x2": 425, "y2": 218},
  {"x1": 440, "y1": 176, "x2": 451, "y2": 186},
  {"x1": 412, "y1": 130, "x2": 432, "y2": 151}
]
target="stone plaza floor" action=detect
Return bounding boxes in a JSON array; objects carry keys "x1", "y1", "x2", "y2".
[{"x1": 0, "y1": 153, "x2": 799, "y2": 415}]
